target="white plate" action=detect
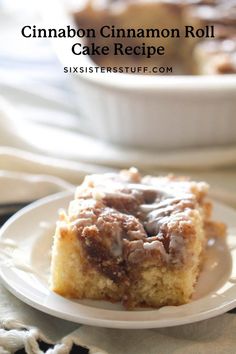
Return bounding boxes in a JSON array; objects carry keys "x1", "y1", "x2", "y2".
[{"x1": 0, "y1": 191, "x2": 236, "y2": 329}]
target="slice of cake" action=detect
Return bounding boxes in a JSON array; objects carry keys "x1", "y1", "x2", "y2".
[{"x1": 50, "y1": 168, "x2": 226, "y2": 309}]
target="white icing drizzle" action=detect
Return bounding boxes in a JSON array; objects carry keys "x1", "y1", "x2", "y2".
[{"x1": 71, "y1": 169, "x2": 208, "y2": 266}]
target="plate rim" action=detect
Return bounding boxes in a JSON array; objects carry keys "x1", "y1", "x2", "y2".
[{"x1": 0, "y1": 191, "x2": 236, "y2": 329}]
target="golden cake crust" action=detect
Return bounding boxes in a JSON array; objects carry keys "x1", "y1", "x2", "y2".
[{"x1": 50, "y1": 168, "x2": 226, "y2": 308}]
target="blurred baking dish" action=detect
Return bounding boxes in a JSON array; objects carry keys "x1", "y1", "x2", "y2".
[{"x1": 41, "y1": 0, "x2": 236, "y2": 150}]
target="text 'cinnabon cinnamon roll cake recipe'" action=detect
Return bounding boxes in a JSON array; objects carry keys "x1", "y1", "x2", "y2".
[{"x1": 50, "y1": 168, "x2": 226, "y2": 309}]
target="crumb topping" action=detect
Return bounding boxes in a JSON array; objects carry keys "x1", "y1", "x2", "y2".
[{"x1": 60, "y1": 169, "x2": 209, "y2": 282}]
